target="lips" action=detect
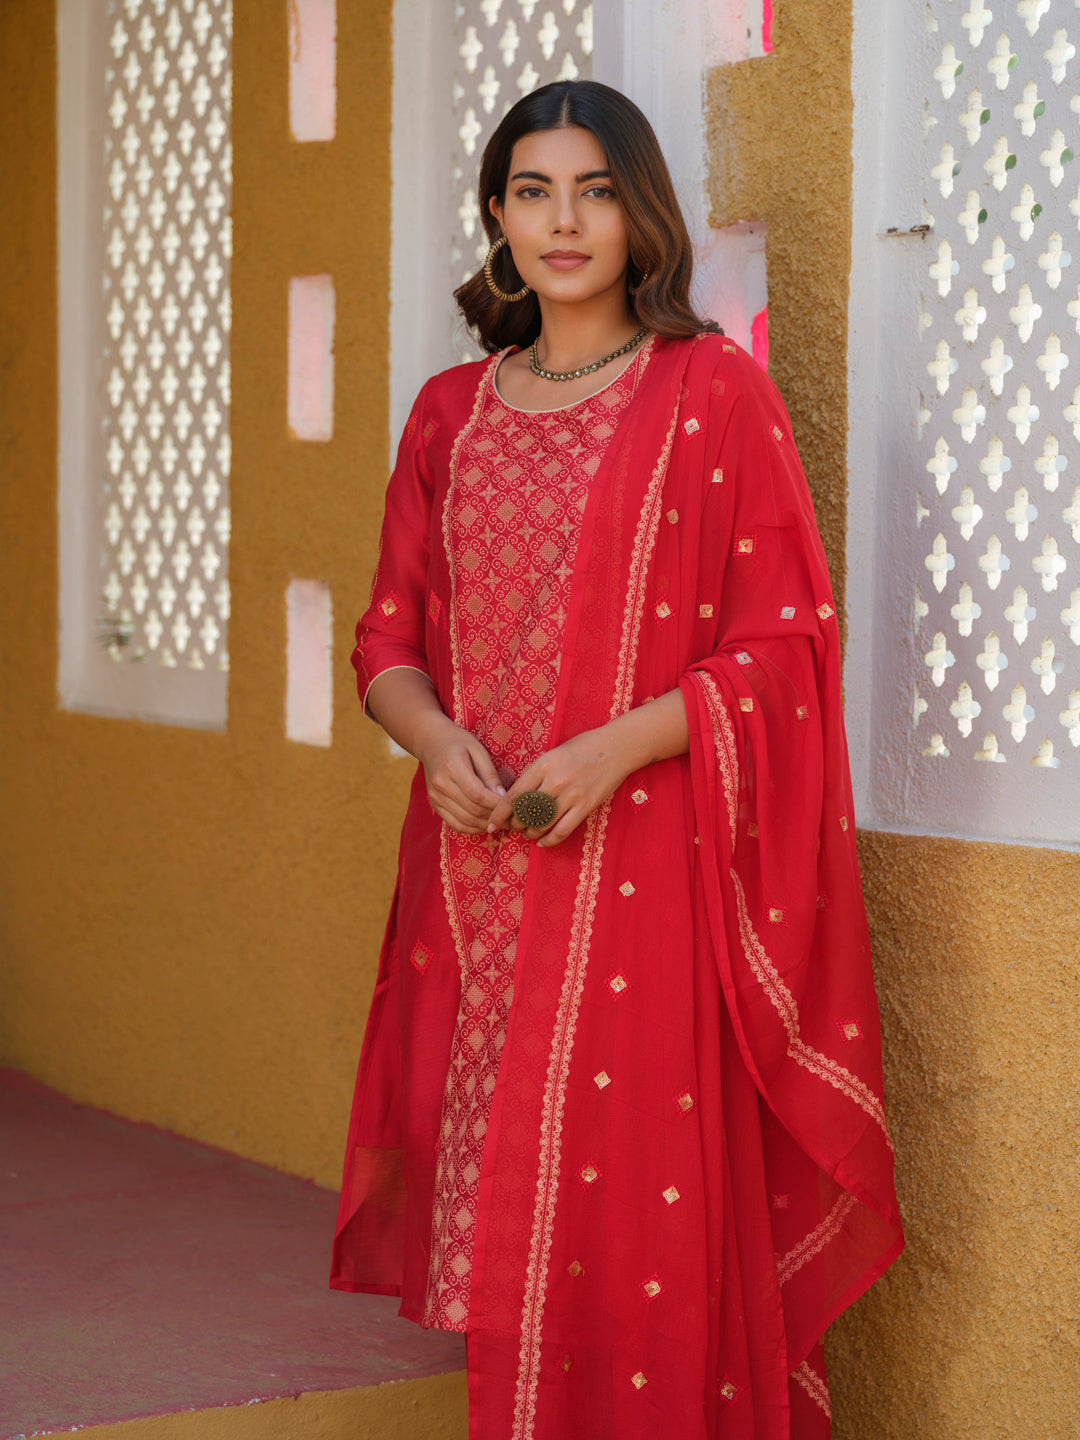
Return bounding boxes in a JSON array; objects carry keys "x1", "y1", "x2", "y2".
[{"x1": 542, "y1": 250, "x2": 590, "y2": 270}]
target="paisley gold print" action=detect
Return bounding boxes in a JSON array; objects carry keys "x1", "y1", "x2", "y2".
[{"x1": 424, "y1": 354, "x2": 643, "y2": 1332}]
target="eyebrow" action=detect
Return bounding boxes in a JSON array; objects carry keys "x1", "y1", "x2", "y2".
[{"x1": 509, "y1": 169, "x2": 612, "y2": 184}]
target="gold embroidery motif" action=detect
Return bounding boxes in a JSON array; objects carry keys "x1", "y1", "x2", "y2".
[
  {"x1": 630, "y1": 787, "x2": 650, "y2": 806},
  {"x1": 739, "y1": 696, "x2": 754, "y2": 712},
  {"x1": 699, "y1": 603, "x2": 714, "y2": 618},
  {"x1": 777, "y1": 1193, "x2": 858, "y2": 1288},
  {"x1": 513, "y1": 808, "x2": 612, "y2": 1439},
  {"x1": 722, "y1": 340, "x2": 737, "y2": 354},
  {"x1": 607, "y1": 972, "x2": 629, "y2": 996},
  {"x1": 734, "y1": 650, "x2": 753, "y2": 665},
  {"x1": 427, "y1": 591, "x2": 442, "y2": 623},
  {"x1": 568, "y1": 1260, "x2": 583, "y2": 1277},
  {"x1": 654, "y1": 600, "x2": 672, "y2": 621},
  {"x1": 378, "y1": 593, "x2": 399, "y2": 618},
  {"x1": 683, "y1": 416, "x2": 700, "y2": 435},
  {"x1": 559, "y1": 1350, "x2": 572, "y2": 1374},
  {"x1": 662, "y1": 1185, "x2": 681, "y2": 1204},
  {"x1": 838, "y1": 1020, "x2": 862, "y2": 1041},
  {"x1": 719, "y1": 1378, "x2": 741, "y2": 1404},
  {"x1": 730, "y1": 872, "x2": 893, "y2": 1144},
  {"x1": 666, "y1": 508, "x2": 679, "y2": 524},
  {"x1": 780, "y1": 605, "x2": 796, "y2": 619},
  {"x1": 694, "y1": 673, "x2": 739, "y2": 847},
  {"x1": 712, "y1": 467, "x2": 724, "y2": 483},
  {"x1": 839, "y1": 815, "x2": 849, "y2": 831},
  {"x1": 578, "y1": 1163, "x2": 600, "y2": 1186},
  {"x1": 816, "y1": 601, "x2": 835, "y2": 621},
  {"x1": 771, "y1": 423, "x2": 784, "y2": 443},
  {"x1": 594, "y1": 1070, "x2": 612, "y2": 1089},
  {"x1": 609, "y1": 397, "x2": 680, "y2": 720},
  {"x1": 768, "y1": 906, "x2": 785, "y2": 924},
  {"x1": 641, "y1": 1275, "x2": 663, "y2": 1300},
  {"x1": 736, "y1": 536, "x2": 755, "y2": 555},
  {"x1": 618, "y1": 881, "x2": 636, "y2": 897},
  {"x1": 674, "y1": 1091, "x2": 694, "y2": 1114},
  {"x1": 796, "y1": 704, "x2": 809, "y2": 720},
  {"x1": 631, "y1": 1371, "x2": 648, "y2": 1389},
  {"x1": 792, "y1": 1360, "x2": 831, "y2": 1419}
]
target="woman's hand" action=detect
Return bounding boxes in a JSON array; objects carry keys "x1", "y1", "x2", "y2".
[
  {"x1": 486, "y1": 690, "x2": 691, "y2": 847},
  {"x1": 417, "y1": 718, "x2": 506, "y2": 834},
  {"x1": 486, "y1": 727, "x2": 637, "y2": 847}
]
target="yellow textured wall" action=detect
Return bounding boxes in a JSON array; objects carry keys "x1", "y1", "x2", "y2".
[
  {"x1": 706, "y1": 5, "x2": 1079, "y2": 1438},
  {"x1": 0, "y1": 0, "x2": 412, "y2": 1189}
]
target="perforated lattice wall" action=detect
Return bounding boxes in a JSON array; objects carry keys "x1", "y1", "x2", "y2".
[
  {"x1": 916, "y1": 3, "x2": 1080, "y2": 771},
  {"x1": 451, "y1": 1, "x2": 593, "y2": 360},
  {"x1": 99, "y1": 0, "x2": 231, "y2": 673}
]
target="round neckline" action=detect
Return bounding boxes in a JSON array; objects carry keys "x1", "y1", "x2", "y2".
[{"x1": 491, "y1": 336, "x2": 653, "y2": 415}]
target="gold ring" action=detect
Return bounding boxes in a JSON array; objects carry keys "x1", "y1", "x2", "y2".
[{"x1": 513, "y1": 791, "x2": 558, "y2": 829}]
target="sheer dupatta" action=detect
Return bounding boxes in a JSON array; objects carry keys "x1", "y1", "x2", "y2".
[{"x1": 334, "y1": 335, "x2": 902, "y2": 1440}]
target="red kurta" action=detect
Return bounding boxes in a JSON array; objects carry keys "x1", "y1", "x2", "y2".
[{"x1": 333, "y1": 334, "x2": 903, "y2": 1440}]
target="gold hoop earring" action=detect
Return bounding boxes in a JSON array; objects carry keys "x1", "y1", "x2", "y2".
[
  {"x1": 483, "y1": 236, "x2": 530, "y2": 303},
  {"x1": 628, "y1": 266, "x2": 652, "y2": 297}
]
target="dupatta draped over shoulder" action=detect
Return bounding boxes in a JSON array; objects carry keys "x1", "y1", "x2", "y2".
[{"x1": 333, "y1": 334, "x2": 903, "y2": 1440}]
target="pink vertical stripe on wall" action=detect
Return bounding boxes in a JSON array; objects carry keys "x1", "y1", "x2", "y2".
[
  {"x1": 762, "y1": 0, "x2": 774, "y2": 53},
  {"x1": 288, "y1": 0, "x2": 337, "y2": 142},
  {"x1": 752, "y1": 307, "x2": 770, "y2": 371},
  {"x1": 287, "y1": 275, "x2": 335, "y2": 441}
]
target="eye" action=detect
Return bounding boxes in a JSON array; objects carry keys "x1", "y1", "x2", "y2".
[
  {"x1": 516, "y1": 185, "x2": 546, "y2": 199},
  {"x1": 584, "y1": 185, "x2": 616, "y2": 201}
]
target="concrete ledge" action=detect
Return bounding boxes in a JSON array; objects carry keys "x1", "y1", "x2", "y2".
[{"x1": 0, "y1": 1070, "x2": 465, "y2": 1439}]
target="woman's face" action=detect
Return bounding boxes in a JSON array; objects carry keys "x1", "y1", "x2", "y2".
[{"x1": 489, "y1": 126, "x2": 631, "y2": 307}]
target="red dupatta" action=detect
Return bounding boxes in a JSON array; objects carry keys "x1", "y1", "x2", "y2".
[{"x1": 334, "y1": 334, "x2": 902, "y2": 1440}]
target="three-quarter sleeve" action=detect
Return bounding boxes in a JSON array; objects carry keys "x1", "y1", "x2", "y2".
[{"x1": 352, "y1": 387, "x2": 437, "y2": 714}]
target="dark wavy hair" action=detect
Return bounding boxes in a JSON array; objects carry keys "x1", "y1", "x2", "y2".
[{"x1": 455, "y1": 80, "x2": 720, "y2": 354}]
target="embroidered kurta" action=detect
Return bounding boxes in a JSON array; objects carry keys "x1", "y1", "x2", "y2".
[{"x1": 332, "y1": 334, "x2": 903, "y2": 1440}]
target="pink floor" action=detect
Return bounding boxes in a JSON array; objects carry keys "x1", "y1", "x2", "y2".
[{"x1": 0, "y1": 1069, "x2": 464, "y2": 1437}]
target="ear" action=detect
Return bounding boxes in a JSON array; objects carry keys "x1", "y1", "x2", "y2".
[{"x1": 488, "y1": 194, "x2": 503, "y2": 230}]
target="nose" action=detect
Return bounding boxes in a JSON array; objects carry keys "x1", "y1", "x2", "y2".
[{"x1": 552, "y1": 187, "x2": 582, "y2": 236}]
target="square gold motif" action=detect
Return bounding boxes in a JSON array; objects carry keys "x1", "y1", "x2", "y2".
[
  {"x1": 568, "y1": 1259, "x2": 584, "y2": 1277},
  {"x1": 662, "y1": 1185, "x2": 680, "y2": 1205},
  {"x1": 683, "y1": 417, "x2": 700, "y2": 436},
  {"x1": 771, "y1": 424, "x2": 784, "y2": 442},
  {"x1": 839, "y1": 815, "x2": 849, "y2": 832},
  {"x1": 698, "y1": 603, "x2": 714, "y2": 619},
  {"x1": 739, "y1": 696, "x2": 754, "y2": 712},
  {"x1": 667, "y1": 508, "x2": 679, "y2": 524},
  {"x1": 712, "y1": 467, "x2": 724, "y2": 483},
  {"x1": 608, "y1": 973, "x2": 628, "y2": 996},
  {"x1": 768, "y1": 907, "x2": 785, "y2": 924},
  {"x1": 630, "y1": 787, "x2": 650, "y2": 806},
  {"x1": 559, "y1": 1350, "x2": 572, "y2": 1374},
  {"x1": 631, "y1": 1371, "x2": 648, "y2": 1389},
  {"x1": 579, "y1": 1163, "x2": 599, "y2": 1186},
  {"x1": 642, "y1": 1276, "x2": 663, "y2": 1300},
  {"x1": 674, "y1": 1091, "x2": 694, "y2": 1114},
  {"x1": 655, "y1": 600, "x2": 672, "y2": 620},
  {"x1": 736, "y1": 536, "x2": 755, "y2": 555},
  {"x1": 619, "y1": 881, "x2": 636, "y2": 897},
  {"x1": 780, "y1": 605, "x2": 796, "y2": 619},
  {"x1": 594, "y1": 1070, "x2": 612, "y2": 1089},
  {"x1": 796, "y1": 704, "x2": 809, "y2": 720},
  {"x1": 378, "y1": 594, "x2": 398, "y2": 618},
  {"x1": 817, "y1": 601, "x2": 835, "y2": 620}
]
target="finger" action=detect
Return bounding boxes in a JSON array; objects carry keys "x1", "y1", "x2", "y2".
[
  {"x1": 535, "y1": 806, "x2": 584, "y2": 847},
  {"x1": 465, "y1": 741, "x2": 506, "y2": 798},
  {"x1": 492, "y1": 764, "x2": 551, "y2": 832},
  {"x1": 436, "y1": 800, "x2": 491, "y2": 834},
  {"x1": 452, "y1": 754, "x2": 504, "y2": 810}
]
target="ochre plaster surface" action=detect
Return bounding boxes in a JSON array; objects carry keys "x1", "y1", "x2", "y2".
[
  {"x1": 0, "y1": 0, "x2": 414, "y2": 1190},
  {"x1": 835, "y1": 833, "x2": 1079, "y2": 1440},
  {"x1": 63, "y1": 1373, "x2": 467, "y2": 1440},
  {"x1": 706, "y1": 0, "x2": 853, "y2": 626}
]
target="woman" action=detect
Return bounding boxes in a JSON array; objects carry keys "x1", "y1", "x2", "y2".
[{"x1": 332, "y1": 80, "x2": 903, "y2": 1440}]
